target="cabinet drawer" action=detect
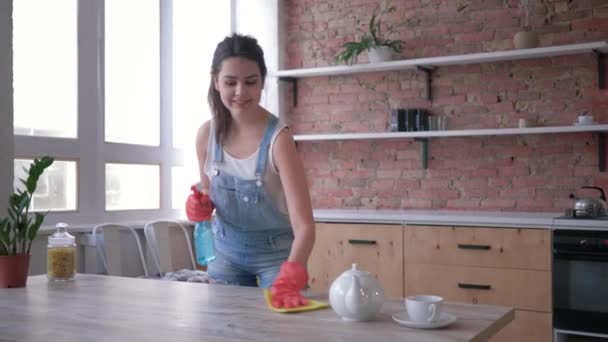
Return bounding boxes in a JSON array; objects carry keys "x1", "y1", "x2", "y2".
[
  {"x1": 489, "y1": 310, "x2": 552, "y2": 342},
  {"x1": 308, "y1": 223, "x2": 403, "y2": 298},
  {"x1": 404, "y1": 225, "x2": 551, "y2": 270},
  {"x1": 404, "y1": 264, "x2": 551, "y2": 312}
]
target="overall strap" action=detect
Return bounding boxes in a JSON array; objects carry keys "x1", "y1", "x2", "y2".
[
  {"x1": 212, "y1": 122, "x2": 223, "y2": 176},
  {"x1": 254, "y1": 115, "x2": 279, "y2": 186}
]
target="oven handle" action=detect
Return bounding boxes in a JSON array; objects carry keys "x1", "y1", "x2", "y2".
[{"x1": 553, "y1": 250, "x2": 608, "y2": 262}]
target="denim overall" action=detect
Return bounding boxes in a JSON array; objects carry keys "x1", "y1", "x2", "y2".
[{"x1": 207, "y1": 116, "x2": 293, "y2": 287}]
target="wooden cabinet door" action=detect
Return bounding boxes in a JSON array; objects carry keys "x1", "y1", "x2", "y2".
[
  {"x1": 404, "y1": 264, "x2": 551, "y2": 312},
  {"x1": 308, "y1": 223, "x2": 403, "y2": 298},
  {"x1": 404, "y1": 225, "x2": 551, "y2": 270}
]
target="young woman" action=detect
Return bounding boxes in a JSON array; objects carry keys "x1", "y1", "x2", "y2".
[{"x1": 186, "y1": 33, "x2": 315, "y2": 309}]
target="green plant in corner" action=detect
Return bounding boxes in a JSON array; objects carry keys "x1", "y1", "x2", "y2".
[
  {"x1": 335, "y1": 1, "x2": 405, "y2": 65},
  {"x1": 0, "y1": 156, "x2": 54, "y2": 256}
]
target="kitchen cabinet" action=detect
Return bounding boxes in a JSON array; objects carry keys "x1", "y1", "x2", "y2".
[
  {"x1": 403, "y1": 225, "x2": 552, "y2": 342},
  {"x1": 307, "y1": 222, "x2": 404, "y2": 298}
]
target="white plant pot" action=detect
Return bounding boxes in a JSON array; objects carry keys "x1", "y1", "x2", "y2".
[
  {"x1": 367, "y1": 46, "x2": 393, "y2": 63},
  {"x1": 513, "y1": 30, "x2": 539, "y2": 49}
]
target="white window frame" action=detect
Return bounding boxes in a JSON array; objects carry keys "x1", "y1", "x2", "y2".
[{"x1": 13, "y1": 0, "x2": 283, "y2": 227}]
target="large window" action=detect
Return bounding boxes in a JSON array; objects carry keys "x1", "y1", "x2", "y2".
[
  {"x1": 105, "y1": 163, "x2": 160, "y2": 211},
  {"x1": 12, "y1": 1, "x2": 278, "y2": 225},
  {"x1": 12, "y1": 0, "x2": 77, "y2": 139},
  {"x1": 13, "y1": 159, "x2": 77, "y2": 212},
  {"x1": 105, "y1": 0, "x2": 160, "y2": 146},
  {"x1": 171, "y1": 0, "x2": 231, "y2": 208}
]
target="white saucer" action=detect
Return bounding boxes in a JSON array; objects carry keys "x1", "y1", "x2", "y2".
[
  {"x1": 574, "y1": 122, "x2": 598, "y2": 126},
  {"x1": 392, "y1": 311, "x2": 457, "y2": 329}
]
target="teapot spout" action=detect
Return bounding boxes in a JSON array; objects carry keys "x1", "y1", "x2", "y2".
[{"x1": 345, "y1": 266, "x2": 365, "y2": 315}]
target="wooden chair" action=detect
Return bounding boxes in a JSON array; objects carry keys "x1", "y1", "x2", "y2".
[
  {"x1": 92, "y1": 223, "x2": 149, "y2": 278},
  {"x1": 144, "y1": 220, "x2": 196, "y2": 277}
]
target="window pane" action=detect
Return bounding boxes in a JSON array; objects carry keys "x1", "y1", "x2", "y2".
[
  {"x1": 14, "y1": 159, "x2": 77, "y2": 211},
  {"x1": 105, "y1": 0, "x2": 160, "y2": 146},
  {"x1": 172, "y1": 1, "x2": 230, "y2": 149},
  {"x1": 106, "y1": 163, "x2": 159, "y2": 210},
  {"x1": 172, "y1": 166, "x2": 192, "y2": 210},
  {"x1": 13, "y1": 0, "x2": 77, "y2": 138}
]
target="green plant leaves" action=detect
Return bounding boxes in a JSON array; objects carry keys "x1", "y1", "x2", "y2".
[
  {"x1": 0, "y1": 156, "x2": 54, "y2": 256},
  {"x1": 335, "y1": 41, "x2": 370, "y2": 65},
  {"x1": 25, "y1": 156, "x2": 54, "y2": 194},
  {"x1": 0, "y1": 218, "x2": 10, "y2": 255}
]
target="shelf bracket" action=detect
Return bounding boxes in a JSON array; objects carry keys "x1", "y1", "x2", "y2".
[
  {"x1": 416, "y1": 66, "x2": 434, "y2": 101},
  {"x1": 593, "y1": 50, "x2": 605, "y2": 89},
  {"x1": 279, "y1": 77, "x2": 298, "y2": 107},
  {"x1": 599, "y1": 132, "x2": 606, "y2": 172},
  {"x1": 415, "y1": 138, "x2": 429, "y2": 169}
]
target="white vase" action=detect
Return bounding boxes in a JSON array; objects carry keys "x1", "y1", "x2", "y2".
[
  {"x1": 513, "y1": 30, "x2": 539, "y2": 49},
  {"x1": 367, "y1": 46, "x2": 393, "y2": 63}
]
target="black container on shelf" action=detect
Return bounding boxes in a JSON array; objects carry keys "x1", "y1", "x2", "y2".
[
  {"x1": 390, "y1": 109, "x2": 401, "y2": 132},
  {"x1": 390, "y1": 108, "x2": 430, "y2": 132}
]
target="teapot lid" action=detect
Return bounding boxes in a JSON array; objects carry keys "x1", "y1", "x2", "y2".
[{"x1": 341, "y1": 263, "x2": 371, "y2": 277}]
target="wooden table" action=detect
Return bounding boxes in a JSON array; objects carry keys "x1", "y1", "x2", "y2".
[{"x1": 0, "y1": 275, "x2": 513, "y2": 342}]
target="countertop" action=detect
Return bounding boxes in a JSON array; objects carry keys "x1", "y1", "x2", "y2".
[
  {"x1": 36, "y1": 209, "x2": 608, "y2": 236},
  {"x1": 313, "y1": 209, "x2": 608, "y2": 230},
  {"x1": 0, "y1": 274, "x2": 513, "y2": 342}
]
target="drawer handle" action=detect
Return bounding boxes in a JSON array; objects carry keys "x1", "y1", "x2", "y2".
[
  {"x1": 458, "y1": 283, "x2": 491, "y2": 290},
  {"x1": 457, "y1": 244, "x2": 491, "y2": 250},
  {"x1": 348, "y1": 239, "x2": 377, "y2": 245}
]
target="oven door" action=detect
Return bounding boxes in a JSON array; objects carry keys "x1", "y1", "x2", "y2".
[{"x1": 553, "y1": 230, "x2": 608, "y2": 335}]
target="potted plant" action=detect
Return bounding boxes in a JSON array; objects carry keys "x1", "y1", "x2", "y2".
[
  {"x1": 335, "y1": 0, "x2": 404, "y2": 65},
  {"x1": 0, "y1": 156, "x2": 54, "y2": 288},
  {"x1": 512, "y1": 0, "x2": 540, "y2": 49}
]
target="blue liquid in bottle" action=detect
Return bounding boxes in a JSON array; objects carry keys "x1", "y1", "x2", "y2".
[{"x1": 194, "y1": 220, "x2": 215, "y2": 266}]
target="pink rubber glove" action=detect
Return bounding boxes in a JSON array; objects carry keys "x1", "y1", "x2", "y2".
[
  {"x1": 270, "y1": 261, "x2": 309, "y2": 308},
  {"x1": 185, "y1": 185, "x2": 214, "y2": 222}
]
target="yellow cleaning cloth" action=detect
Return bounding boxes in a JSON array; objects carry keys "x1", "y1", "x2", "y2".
[{"x1": 263, "y1": 289, "x2": 330, "y2": 313}]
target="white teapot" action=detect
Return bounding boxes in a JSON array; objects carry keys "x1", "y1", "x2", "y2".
[{"x1": 329, "y1": 263, "x2": 384, "y2": 321}]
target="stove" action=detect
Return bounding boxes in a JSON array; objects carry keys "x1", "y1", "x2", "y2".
[
  {"x1": 555, "y1": 215, "x2": 608, "y2": 220},
  {"x1": 553, "y1": 215, "x2": 608, "y2": 232}
]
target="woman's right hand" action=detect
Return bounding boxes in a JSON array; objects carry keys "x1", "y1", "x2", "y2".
[{"x1": 186, "y1": 186, "x2": 214, "y2": 222}]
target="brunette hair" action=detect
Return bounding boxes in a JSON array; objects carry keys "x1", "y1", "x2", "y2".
[{"x1": 207, "y1": 33, "x2": 267, "y2": 145}]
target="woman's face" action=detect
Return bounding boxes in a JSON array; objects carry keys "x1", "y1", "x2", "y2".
[{"x1": 214, "y1": 57, "x2": 264, "y2": 117}]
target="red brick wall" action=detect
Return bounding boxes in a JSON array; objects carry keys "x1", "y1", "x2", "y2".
[{"x1": 285, "y1": 0, "x2": 608, "y2": 212}]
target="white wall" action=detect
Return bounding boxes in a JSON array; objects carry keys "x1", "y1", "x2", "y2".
[{"x1": 0, "y1": 0, "x2": 14, "y2": 216}]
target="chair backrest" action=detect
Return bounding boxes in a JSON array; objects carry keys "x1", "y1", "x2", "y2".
[
  {"x1": 144, "y1": 220, "x2": 196, "y2": 277},
  {"x1": 92, "y1": 223, "x2": 149, "y2": 278}
]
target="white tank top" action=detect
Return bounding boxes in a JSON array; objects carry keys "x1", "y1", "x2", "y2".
[{"x1": 204, "y1": 119, "x2": 289, "y2": 214}]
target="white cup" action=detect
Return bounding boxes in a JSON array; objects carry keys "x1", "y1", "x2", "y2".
[
  {"x1": 578, "y1": 115, "x2": 593, "y2": 125},
  {"x1": 427, "y1": 116, "x2": 438, "y2": 131},
  {"x1": 405, "y1": 295, "x2": 443, "y2": 323},
  {"x1": 438, "y1": 116, "x2": 448, "y2": 130},
  {"x1": 518, "y1": 118, "x2": 529, "y2": 128}
]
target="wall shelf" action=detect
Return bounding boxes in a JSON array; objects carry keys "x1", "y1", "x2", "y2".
[
  {"x1": 294, "y1": 125, "x2": 608, "y2": 171},
  {"x1": 276, "y1": 41, "x2": 607, "y2": 104}
]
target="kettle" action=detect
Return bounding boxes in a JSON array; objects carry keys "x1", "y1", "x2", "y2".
[
  {"x1": 569, "y1": 186, "x2": 608, "y2": 218},
  {"x1": 329, "y1": 264, "x2": 384, "y2": 321}
]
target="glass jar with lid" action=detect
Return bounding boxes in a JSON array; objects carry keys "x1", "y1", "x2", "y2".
[{"x1": 47, "y1": 222, "x2": 76, "y2": 281}]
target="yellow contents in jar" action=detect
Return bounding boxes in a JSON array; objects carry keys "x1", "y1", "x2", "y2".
[{"x1": 47, "y1": 247, "x2": 75, "y2": 279}]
